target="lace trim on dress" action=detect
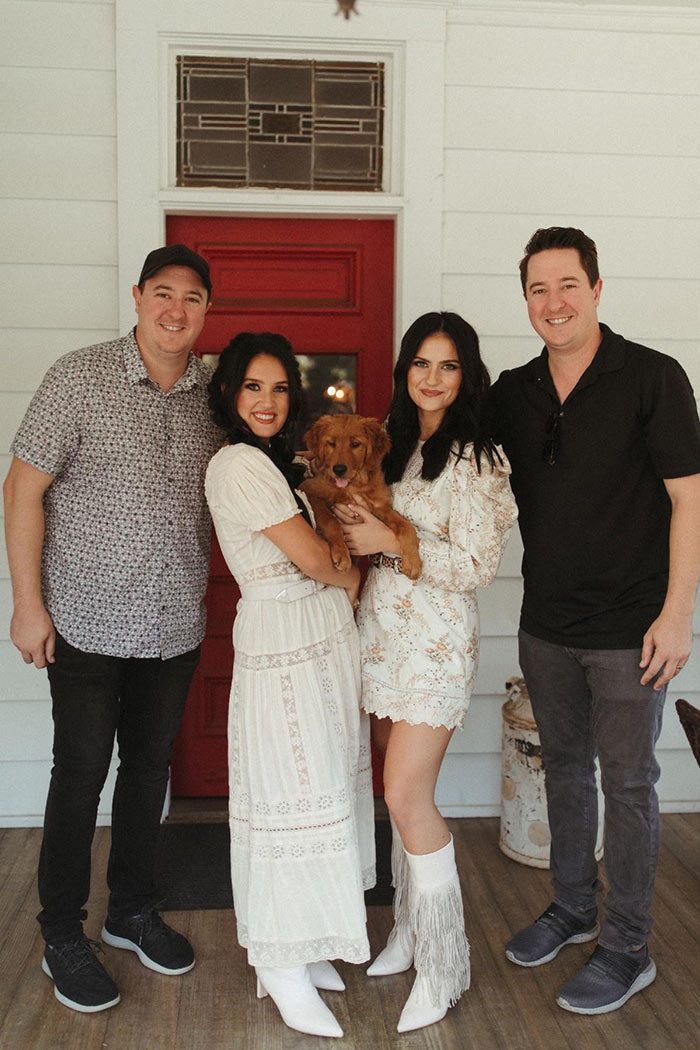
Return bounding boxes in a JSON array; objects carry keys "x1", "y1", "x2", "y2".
[
  {"x1": 238, "y1": 928, "x2": 370, "y2": 967},
  {"x1": 231, "y1": 786, "x2": 350, "y2": 818},
  {"x1": 317, "y1": 656, "x2": 346, "y2": 761},
  {"x1": 280, "y1": 672, "x2": 311, "y2": 790},
  {"x1": 235, "y1": 625, "x2": 350, "y2": 671},
  {"x1": 230, "y1": 823, "x2": 355, "y2": 858},
  {"x1": 241, "y1": 561, "x2": 301, "y2": 585},
  {"x1": 231, "y1": 813, "x2": 352, "y2": 835},
  {"x1": 361, "y1": 675, "x2": 467, "y2": 731},
  {"x1": 361, "y1": 666, "x2": 471, "y2": 701}
]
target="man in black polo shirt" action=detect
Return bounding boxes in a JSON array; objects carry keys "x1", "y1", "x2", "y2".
[{"x1": 489, "y1": 227, "x2": 700, "y2": 1014}]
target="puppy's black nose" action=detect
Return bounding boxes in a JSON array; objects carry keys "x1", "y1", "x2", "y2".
[{"x1": 333, "y1": 464, "x2": 348, "y2": 477}]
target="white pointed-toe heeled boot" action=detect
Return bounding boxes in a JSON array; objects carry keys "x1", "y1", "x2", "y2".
[
  {"x1": 255, "y1": 965, "x2": 343, "y2": 1038},
  {"x1": 367, "y1": 818, "x2": 416, "y2": 976},
  {"x1": 396, "y1": 835, "x2": 470, "y2": 1033},
  {"x1": 308, "y1": 960, "x2": 345, "y2": 991}
]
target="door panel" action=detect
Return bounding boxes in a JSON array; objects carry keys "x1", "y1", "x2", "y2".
[{"x1": 169, "y1": 215, "x2": 394, "y2": 797}]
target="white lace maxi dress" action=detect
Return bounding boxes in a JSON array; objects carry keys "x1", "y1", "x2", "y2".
[
  {"x1": 205, "y1": 443, "x2": 375, "y2": 968},
  {"x1": 357, "y1": 443, "x2": 517, "y2": 729}
]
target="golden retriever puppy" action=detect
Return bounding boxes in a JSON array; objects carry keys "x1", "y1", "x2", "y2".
[{"x1": 301, "y1": 414, "x2": 421, "y2": 579}]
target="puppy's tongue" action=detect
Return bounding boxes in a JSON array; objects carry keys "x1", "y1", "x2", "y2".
[{"x1": 335, "y1": 478, "x2": 350, "y2": 488}]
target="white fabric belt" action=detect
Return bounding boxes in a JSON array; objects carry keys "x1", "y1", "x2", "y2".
[{"x1": 238, "y1": 578, "x2": 326, "y2": 603}]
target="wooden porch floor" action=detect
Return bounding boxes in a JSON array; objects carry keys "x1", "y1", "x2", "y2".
[{"x1": 1, "y1": 814, "x2": 699, "y2": 1050}]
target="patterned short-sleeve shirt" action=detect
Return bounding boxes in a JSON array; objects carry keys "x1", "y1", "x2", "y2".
[{"x1": 11, "y1": 331, "x2": 223, "y2": 658}]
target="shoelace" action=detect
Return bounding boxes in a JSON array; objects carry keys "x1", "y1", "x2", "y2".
[
  {"x1": 51, "y1": 936, "x2": 105, "y2": 974},
  {"x1": 134, "y1": 910, "x2": 170, "y2": 945}
]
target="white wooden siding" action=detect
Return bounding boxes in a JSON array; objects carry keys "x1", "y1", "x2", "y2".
[
  {"x1": 444, "y1": 151, "x2": 700, "y2": 218},
  {"x1": 437, "y1": 1, "x2": 700, "y2": 815},
  {"x1": 0, "y1": 1, "x2": 114, "y2": 70},
  {"x1": 1, "y1": 0, "x2": 698, "y2": 823},
  {"x1": 2, "y1": 266, "x2": 119, "y2": 329},
  {"x1": 1, "y1": 134, "x2": 118, "y2": 199},
  {"x1": 2, "y1": 201, "x2": 118, "y2": 266},
  {"x1": 0, "y1": 0, "x2": 118, "y2": 824}
]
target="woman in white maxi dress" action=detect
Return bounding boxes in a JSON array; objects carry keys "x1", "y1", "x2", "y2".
[
  {"x1": 337, "y1": 312, "x2": 517, "y2": 1034},
  {"x1": 205, "y1": 333, "x2": 375, "y2": 1039}
]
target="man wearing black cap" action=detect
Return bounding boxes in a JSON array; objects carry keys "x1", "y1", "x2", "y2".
[{"x1": 3, "y1": 246, "x2": 222, "y2": 1013}]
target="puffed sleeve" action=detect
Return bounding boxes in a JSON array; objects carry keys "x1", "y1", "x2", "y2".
[
  {"x1": 418, "y1": 447, "x2": 518, "y2": 592},
  {"x1": 205, "y1": 444, "x2": 301, "y2": 531}
]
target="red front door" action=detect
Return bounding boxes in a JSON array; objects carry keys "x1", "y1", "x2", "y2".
[{"x1": 169, "y1": 215, "x2": 395, "y2": 796}]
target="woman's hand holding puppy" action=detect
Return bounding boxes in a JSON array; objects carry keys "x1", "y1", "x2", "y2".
[{"x1": 334, "y1": 502, "x2": 401, "y2": 558}]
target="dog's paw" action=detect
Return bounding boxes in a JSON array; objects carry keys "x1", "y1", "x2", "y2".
[
  {"x1": 331, "y1": 543, "x2": 352, "y2": 572},
  {"x1": 400, "y1": 552, "x2": 422, "y2": 580}
]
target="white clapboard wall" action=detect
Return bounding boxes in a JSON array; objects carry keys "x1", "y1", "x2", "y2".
[{"x1": 1, "y1": 0, "x2": 698, "y2": 824}]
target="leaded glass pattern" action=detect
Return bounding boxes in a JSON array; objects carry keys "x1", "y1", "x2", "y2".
[{"x1": 176, "y1": 56, "x2": 384, "y2": 191}]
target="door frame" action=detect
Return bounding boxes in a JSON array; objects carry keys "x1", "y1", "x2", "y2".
[
  {"x1": 114, "y1": 0, "x2": 446, "y2": 343},
  {"x1": 169, "y1": 214, "x2": 396, "y2": 797}
]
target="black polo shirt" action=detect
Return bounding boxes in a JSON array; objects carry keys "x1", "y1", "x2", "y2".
[{"x1": 489, "y1": 324, "x2": 700, "y2": 648}]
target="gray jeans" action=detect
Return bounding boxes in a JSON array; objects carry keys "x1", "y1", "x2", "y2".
[{"x1": 518, "y1": 629, "x2": 666, "y2": 952}]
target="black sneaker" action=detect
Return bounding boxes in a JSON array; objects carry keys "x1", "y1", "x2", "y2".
[
  {"x1": 505, "y1": 902, "x2": 600, "y2": 967},
  {"x1": 556, "y1": 944, "x2": 656, "y2": 1014},
  {"x1": 101, "y1": 909, "x2": 194, "y2": 975},
  {"x1": 42, "y1": 936, "x2": 120, "y2": 1013}
]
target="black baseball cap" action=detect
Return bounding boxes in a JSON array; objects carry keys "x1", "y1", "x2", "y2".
[{"x1": 138, "y1": 244, "x2": 212, "y2": 296}]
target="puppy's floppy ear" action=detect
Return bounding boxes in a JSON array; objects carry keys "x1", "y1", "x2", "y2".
[
  {"x1": 365, "y1": 418, "x2": 391, "y2": 462},
  {"x1": 303, "y1": 421, "x2": 318, "y2": 457},
  {"x1": 303, "y1": 415, "x2": 332, "y2": 462}
]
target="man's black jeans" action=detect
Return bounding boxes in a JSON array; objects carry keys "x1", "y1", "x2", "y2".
[{"x1": 38, "y1": 632, "x2": 200, "y2": 944}]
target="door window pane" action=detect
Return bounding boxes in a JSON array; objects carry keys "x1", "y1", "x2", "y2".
[{"x1": 298, "y1": 353, "x2": 356, "y2": 420}]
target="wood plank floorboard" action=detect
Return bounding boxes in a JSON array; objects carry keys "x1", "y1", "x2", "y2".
[{"x1": 0, "y1": 816, "x2": 699, "y2": 1050}]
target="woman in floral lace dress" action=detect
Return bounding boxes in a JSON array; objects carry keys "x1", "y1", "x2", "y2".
[
  {"x1": 337, "y1": 312, "x2": 517, "y2": 1033},
  {"x1": 205, "y1": 333, "x2": 375, "y2": 1039}
]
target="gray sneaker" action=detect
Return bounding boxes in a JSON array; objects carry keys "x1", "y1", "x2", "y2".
[
  {"x1": 556, "y1": 944, "x2": 656, "y2": 1014},
  {"x1": 505, "y1": 902, "x2": 600, "y2": 967}
]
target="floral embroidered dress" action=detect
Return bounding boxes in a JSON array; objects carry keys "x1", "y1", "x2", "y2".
[
  {"x1": 357, "y1": 442, "x2": 517, "y2": 730},
  {"x1": 205, "y1": 443, "x2": 375, "y2": 968}
]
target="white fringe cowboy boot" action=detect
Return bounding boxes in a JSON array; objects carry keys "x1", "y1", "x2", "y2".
[
  {"x1": 367, "y1": 817, "x2": 416, "y2": 976},
  {"x1": 397, "y1": 835, "x2": 470, "y2": 1033}
]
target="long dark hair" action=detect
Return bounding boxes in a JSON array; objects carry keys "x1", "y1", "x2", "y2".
[
  {"x1": 383, "y1": 311, "x2": 499, "y2": 484},
  {"x1": 208, "y1": 332, "x2": 310, "y2": 520}
]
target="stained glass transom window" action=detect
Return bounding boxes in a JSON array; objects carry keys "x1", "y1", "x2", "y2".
[{"x1": 176, "y1": 56, "x2": 384, "y2": 191}]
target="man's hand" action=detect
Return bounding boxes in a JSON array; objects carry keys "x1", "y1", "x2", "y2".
[
  {"x1": 4, "y1": 457, "x2": 56, "y2": 669},
  {"x1": 10, "y1": 604, "x2": 56, "y2": 668},
  {"x1": 640, "y1": 608, "x2": 692, "y2": 691},
  {"x1": 642, "y1": 473, "x2": 700, "y2": 690}
]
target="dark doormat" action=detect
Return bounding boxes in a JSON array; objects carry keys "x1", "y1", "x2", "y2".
[
  {"x1": 157, "y1": 822, "x2": 233, "y2": 910},
  {"x1": 365, "y1": 817, "x2": 392, "y2": 906},
  {"x1": 157, "y1": 818, "x2": 393, "y2": 911}
]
